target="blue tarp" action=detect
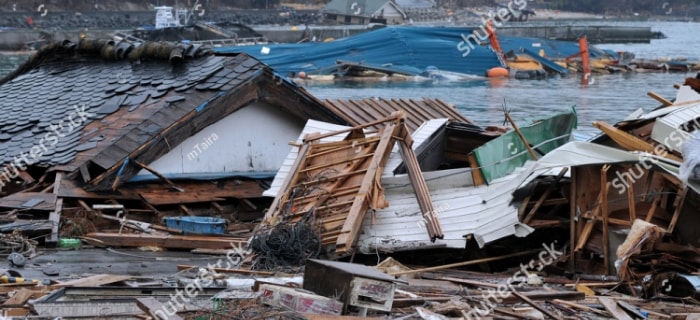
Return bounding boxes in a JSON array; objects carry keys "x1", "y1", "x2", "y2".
[
  {"x1": 215, "y1": 27, "x2": 505, "y2": 76},
  {"x1": 214, "y1": 26, "x2": 612, "y2": 77}
]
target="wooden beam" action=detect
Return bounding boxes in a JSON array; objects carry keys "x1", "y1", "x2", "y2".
[
  {"x1": 336, "y1": 116, "x2": 402, "y2": 253},
  {"x1": 575, "y1": 187, "x2": 605, "y2": 252},
  {"x1": 390, "y1": 249, "x2": 540, "y2": 276},
  {"x1": 83, "y1": 233, "x2": 247, "y2": 250},
  {"x1": 523, "y1": 167, "x2": 568, "y2": 225},
  {"x1": 397, "y1": 123, "x2": 443, "y2": 240},
  {"x1": 601, "y1": 165, "x2": 611, "y2": 276},
  {"x1": 598, "y1": 297, "x2": 634, "y2": 320},
  {"x1": 626, "y1": 174, "x2": 636, "y2": 220},
  {"x1": 264, "y1": 143, "x2": 311, "y2": 221},
  {"x1": 647, "y1": 91, "x2": 673, "y2": 107},
  {"x1": 179, "y1": 204, "x2": 194, "y2": 216},
  {"x1": 569, "y1": 168, "x2": 577, "y2": 272},
  {"x1": 511, "y1": 289, "x2": 563, "y2": 320},
  {"x1": 667, "y1": 187, "x2": 687, "y2": 233},
  {"x1": 592, "y1": 121, "x2": 682, "y2": 162},
  {"x1": 505, "y1": 112, "x2": 539, "y2": 160},
  {"x1": 133, "y1": 160, "x2": 183, "y2": 192},
  {"x1": 467, "y1": 153, "x2": 485, "y2": 186},
  {"x1": 46, "y1": 173, "x2": 63, "y2": 246}
]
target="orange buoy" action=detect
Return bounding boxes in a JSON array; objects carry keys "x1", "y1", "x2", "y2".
[
  {"x1": 487, "y1": 67, "x2": 509, "y2": 78},
  {"x1": 298, "y1": 71, "x2": 307, "y2": 79}
]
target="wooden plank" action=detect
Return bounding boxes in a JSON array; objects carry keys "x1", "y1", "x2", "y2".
[
  {"x1": 55, "y1": 274, "x2": 133, "y2": 287},
  {"x1": 2, "y1": 289, "x2": 34, "y2": 307},
  {"x1": 60, "y1": 178, "x2": 264, "y2": 203},
  {"x1": 511, "y1": 289, "x2": 563, "y2": 320},
  {"x1": 0, "y1": 192, "x2": 57, "y2": 211},
  {"x1": 84, "y1": 233, "x2": 247, "y2": 250},
  {"x1": 397, "y1": 123, "x2": 443, "y2": 240},
  {"x1": 47, "y1": 172, "x2": 64, "y2": 245},
  {"x1": 647, "y1": 91, "x2": 673, "y2": 106},
  {"x1": 467, "y1": 153, "x2": 485, "y2": 186},
  {"x1": 598, "y1": 297, "x2": 635, "y2": 320},
  {"x1": 137, "y1": 297, "x2": 183, "y2": 320},
  {"x1": 133, "y1": 160, "x2": 183, "y2": 192},
  {"x1": 143, "y1": 194, "x2": 227, "y2": 205},
  {"x1": 551, "y1": 299, "x2": 609, "y2": 317},
  {"x1": 336, "y1": 117, "x2": 401, "y2": 254},
  {"x1": 592, "y1": 121, "x2": 682, "y2": 162}
]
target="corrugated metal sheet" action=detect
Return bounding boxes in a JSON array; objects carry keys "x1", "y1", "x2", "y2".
[
  {"x1": 357, "y1": 165, "x2": 535, "y2": 253},
  {"x1": 323, "y1": 98, "x2": 472, "y2": 133},
  {"x1": 651, "y1": 102, "x2": 700, "y2": 152}
]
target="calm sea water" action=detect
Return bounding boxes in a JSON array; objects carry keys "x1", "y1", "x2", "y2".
[
  {"x1": 303, "y1": 21, "x2": 700, "y2": 136},
  {"x1": 0, "y1": 21, "x2": 697, "y2": 135}
]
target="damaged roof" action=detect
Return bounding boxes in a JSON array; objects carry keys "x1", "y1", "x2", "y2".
[
  {"x1": 323, "y1": 98, "x2": 473, "y2": 132},
  {"x1": 0, "y1": 39, "x2": 345, "y2": 190}
]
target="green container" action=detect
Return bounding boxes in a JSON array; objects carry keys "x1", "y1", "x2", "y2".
[{"x1": 58, "y1": 238, "x2": 81, "y2": 248}]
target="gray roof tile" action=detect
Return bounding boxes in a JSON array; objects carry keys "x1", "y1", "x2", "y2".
[{"x1": 0, "y1": 39, "x2": 266, "y2": 167}]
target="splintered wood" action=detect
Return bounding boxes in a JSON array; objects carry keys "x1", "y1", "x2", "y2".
[{"x1": 264, "y1": 112, "x2": 442, "y2": 256}]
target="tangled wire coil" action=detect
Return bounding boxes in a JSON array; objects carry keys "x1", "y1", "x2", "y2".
[
  {"x1": 0, "y1": 231, "x2": 37, "y2": 256},
  {"x1": 249, "y1": 214, "x2": 321, "y2": 271}
]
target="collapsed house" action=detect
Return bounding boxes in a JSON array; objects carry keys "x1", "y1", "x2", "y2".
[
  {"x1": 254, "y1": 106, "x2": 576, "y2": 265},
  {"x1": 0, "y1": 39, "x2": 354, "y2": 247}
]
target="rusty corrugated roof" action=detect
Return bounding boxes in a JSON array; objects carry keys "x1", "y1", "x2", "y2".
[{"x1": 323, "y1": 98, "x2": 473, "y2": 133}]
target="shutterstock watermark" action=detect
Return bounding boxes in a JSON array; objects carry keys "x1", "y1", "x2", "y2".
[
  {"x1": 463, "y1": 242, "x2": 563, "y2": 319},
  {"x1": 154, "y1": 241, "x2": 251, "y2": 318},
  {"x1": 0, "y1": 104, "x2": 94, "y2": 189},
  {"x1": 610, "y1": 116, "x2": 700, "y2": 194},
  {"x1": 457, "y1": 0, "x2": 528, "y2": 57}
]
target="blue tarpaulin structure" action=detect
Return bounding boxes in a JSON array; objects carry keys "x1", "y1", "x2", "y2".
[
  {"x1": 214, "y1": 27, "x2": 505, "y2": 76},
  {"x1": 214, "y1": 26, "x2": 613, "y2": 77}
]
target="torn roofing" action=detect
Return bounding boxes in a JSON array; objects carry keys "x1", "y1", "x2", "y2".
[{"x1": 0, "y1": 39, "x2": 344, "y2": 186}]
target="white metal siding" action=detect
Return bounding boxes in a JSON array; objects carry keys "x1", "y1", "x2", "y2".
[
  {"x1": 357, "y1": 165, "x2": 535, "y2": 253},
  {"x1": 138, "y1": 101, "x2": 305, "y2": 176}
]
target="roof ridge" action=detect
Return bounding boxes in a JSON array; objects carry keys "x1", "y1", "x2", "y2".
[{"x1": 0, "y1": 39, "x2": 213, "y2": 86}]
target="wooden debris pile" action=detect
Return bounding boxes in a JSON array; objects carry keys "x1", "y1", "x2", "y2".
[{"x1": 250, "y1": 112, "x2": 443, "y2": 267}]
